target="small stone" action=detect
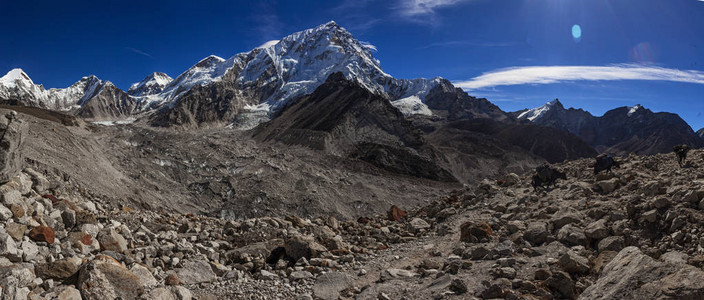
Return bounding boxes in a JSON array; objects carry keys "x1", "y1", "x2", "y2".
[
  {"x1": 97, "y1": 228, "x2": 127, "y2": 252},
  {"x1": 8, "y1": 204, "x2": 24, "y2": 218},
  {"x1": 165, "y1": 273, "x2": 180, "y2": 286},
  {"x1": 29, "y1": 226, "x2": 55, "y2": 244},
  {"x1": 387, "y1": 205, "x2": 406, "y2": 221},
  {"x1": 559, "y1": 251, "x2": 590, "y2": 274},
  {"x1": 5, "y1": 223, "x2": 26, "y2": 241},
  {"x1": 598, "y1": 236, "x2": 625, "y2": 252},
  {"x1": 459, "y1": 221, "x2": 494, "y2": 243}
]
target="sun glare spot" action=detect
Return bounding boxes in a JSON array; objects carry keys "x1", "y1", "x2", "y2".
[{"x1": 572, "y1": 24, "x2": 582, "y2": 42}]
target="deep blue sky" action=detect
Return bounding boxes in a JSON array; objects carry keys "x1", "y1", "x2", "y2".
[{"x1": 2, "y1": 0, "x2": 704, "y2": 129}]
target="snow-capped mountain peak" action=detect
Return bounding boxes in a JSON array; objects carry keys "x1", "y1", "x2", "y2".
[
  {"x1": 517, "y1": 98, "x2": 563, "y2": 121},
  {"x1": 128, "y1": 72, "x2": 173, "y2": 96},
  {"x1": 0, "y1": 68, "x2": 34, "y2": 86}
]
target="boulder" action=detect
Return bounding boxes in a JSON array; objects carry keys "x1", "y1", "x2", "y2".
[
  {"x1": 77, "y1": 255, "x2": 144, "y2": 300},
  {"x1": 130, "y1": 264, "x2": 157, "y2": 288},
  {"x1": 284, "y1": 236, "x2": 328, "y2": 261},
  {"x1": 98, "y1": 228, "x2": 127, "y2": 252},
  {"x1": 312, "y1": 272, "x2": 353, "y2": 300},
  {"x1": 559, "y1": 251, "x2": 590, "y2": 274},
  {"x1": 551, "y1": 208, "x2": 583, "y2": 229},
  {"x1": 408, "y1": 218, "x2": 430, "y2": 233},
  {"x1": 36, "y1": 258, "x2": 83, "y2": 281},
  {"x1": 176, "y1": 260, "x2": 217, "y2": 284},
  {"x1": 4, "y1": 223, "x2": 25, "y2": 241},
  {"x1": 595, "y1": 178, "x2": 620, "y2": 194},
  {"x1": 584, "y1": 219, "x2": 610, "y2": 240},
  {"x1": 544, "y1": 271, "x2": 575, "y2": 299},
  {"x1": 29, "y1": 226, "x2": 55, "y2": 244},
  {"x1": 523, "y1": 222, "x2": 548, "y2": 246},
  {"x1": 598, "y1": 236, "x2": 625, "y2": 252},
  {"x1": 459, "y1": 221, "x2": 494, "y2": 243},
  {"x1": 0, "y1": 204, "x2": 11, "y2": 221},
  {"x1": 579, "y1": 246, "x2": 704, "y2": 299},
  {"x1": 557, "y1": 224, "x2": 587, "y2": 246}
]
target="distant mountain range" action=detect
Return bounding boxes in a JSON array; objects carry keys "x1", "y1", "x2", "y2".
[
  {"x1": 0, "y1": 21, "x2": 700, "y2": 183},
  {"x1": 513, "y1": 99, "x2": 704, "y2": 155}
]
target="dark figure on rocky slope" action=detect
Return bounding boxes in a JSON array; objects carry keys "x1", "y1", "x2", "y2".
[
  {"x1": 593, "y1": 154, "x2": 619, "y2": 174},
  {"x1": 674, "y1": 144, "x2": 690, "y2": 167},
  {"x1": 531, "y1": 164, "x2": 566, "y2": 192}
]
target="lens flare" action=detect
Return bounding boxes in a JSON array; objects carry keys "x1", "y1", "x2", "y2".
[
  {"x1": 572, "y1": 24, "x2": 582, "y2": 42},
  {"x1": 631, "y1": 42, "x2": 654, "y2": 63}
]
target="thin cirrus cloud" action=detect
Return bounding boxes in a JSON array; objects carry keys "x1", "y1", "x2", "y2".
[
  {"x1": 454, "y1": 64, "x2": 704, "y2": 90},
  {"x1": 125, "y1": 47, "x2": 153, "y2": 58},
  {"x1": 396, "y1": 0, "x2": 469, "y2": 17}
]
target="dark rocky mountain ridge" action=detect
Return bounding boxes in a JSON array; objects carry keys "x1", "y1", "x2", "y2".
[{"x1": 515, "y1": 99, "x2": 704, "y2": 155}]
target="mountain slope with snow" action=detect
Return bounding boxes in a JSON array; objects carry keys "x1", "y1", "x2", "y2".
[{"x1": 128, "y1": 72, "x2": 173, "y2": 97}]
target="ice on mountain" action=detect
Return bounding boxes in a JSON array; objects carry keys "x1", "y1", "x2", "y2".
[{"x1": 391, "y1": 96, "x2": 433, "y2": 116}]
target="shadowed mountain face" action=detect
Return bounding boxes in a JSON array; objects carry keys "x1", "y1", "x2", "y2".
[
  {"x1": 253, "y1": 72, "x2": 456, "y2": 182},
  {"x1": 515, "y1": 100, "x2": 704, "y2": 155},
  {"x1": 425, "y1": 79, "x2": 510, "y2": 122},
  {"x1": 698, "y1": 128, "x2": 704, "y2": 140},
  {"x1": 254, "y1": 73, "x2": 598, "y2": 183}
]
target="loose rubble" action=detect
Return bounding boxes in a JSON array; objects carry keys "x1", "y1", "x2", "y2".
[{"x1": 3, "y1": 137, "x2": 704, "y2": 298}]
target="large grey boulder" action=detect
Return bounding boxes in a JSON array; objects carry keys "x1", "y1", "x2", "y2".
[
  {"x1": 579, "y1": 246, "x2": 704, "y2": 299},
  {"x1": 312, "y1": 272, "x2": 353, "y2": 300},
  {"x1": 77, "y1": 255, "x2": 144, "y2": 300},
  {"x1": 0, "y1": 110, "x2": 26, "y2": 184},
  {"x1": 176, "y1": 260, "x2": 217, "y2": 284}
]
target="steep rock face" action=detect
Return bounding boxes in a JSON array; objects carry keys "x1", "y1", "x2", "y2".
[
  {"x1": 697, "y1": 128, "x2": 704, "y2": 140},
  {"x1": 75, "y1": 84, "x2": 139, "y2": 120},
  {"x1": 516, "y1": 101, "x2": 703, "y2": 155},
  {"x1": 253, "y1": 72, "x2": 455, "y2": 182}
]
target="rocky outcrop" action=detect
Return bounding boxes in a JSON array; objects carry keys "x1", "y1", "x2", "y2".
[
  {"x1": 0, "y1": 109, "x2": 26, "y2": 183},
  {"x1": 579, "y1": 247, "x2": 704, "y2": 299}
]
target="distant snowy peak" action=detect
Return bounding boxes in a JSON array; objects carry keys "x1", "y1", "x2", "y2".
[
  {"x1": 0, "y1": 69, "x2": 112, "y2": 111},
  {"x1": 128, "y1": 72, "x2": 173, "y2": 96},
  {"x1": 517, "y1": 99, "x2": 564, "y2": 121},
  {"x1": 0, "y1": 68, "x2": 34, "y2": 86}
]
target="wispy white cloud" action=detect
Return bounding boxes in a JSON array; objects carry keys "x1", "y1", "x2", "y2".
[
  {"x1": 125, "y1": 47, "x2": 152, "y2": 58},
  {"x1": 455, "y1": 64, "x2": 704, "y2": 90},
  {"x1": 396, "y1": 0, "x2": 469, "y2": 17}
]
